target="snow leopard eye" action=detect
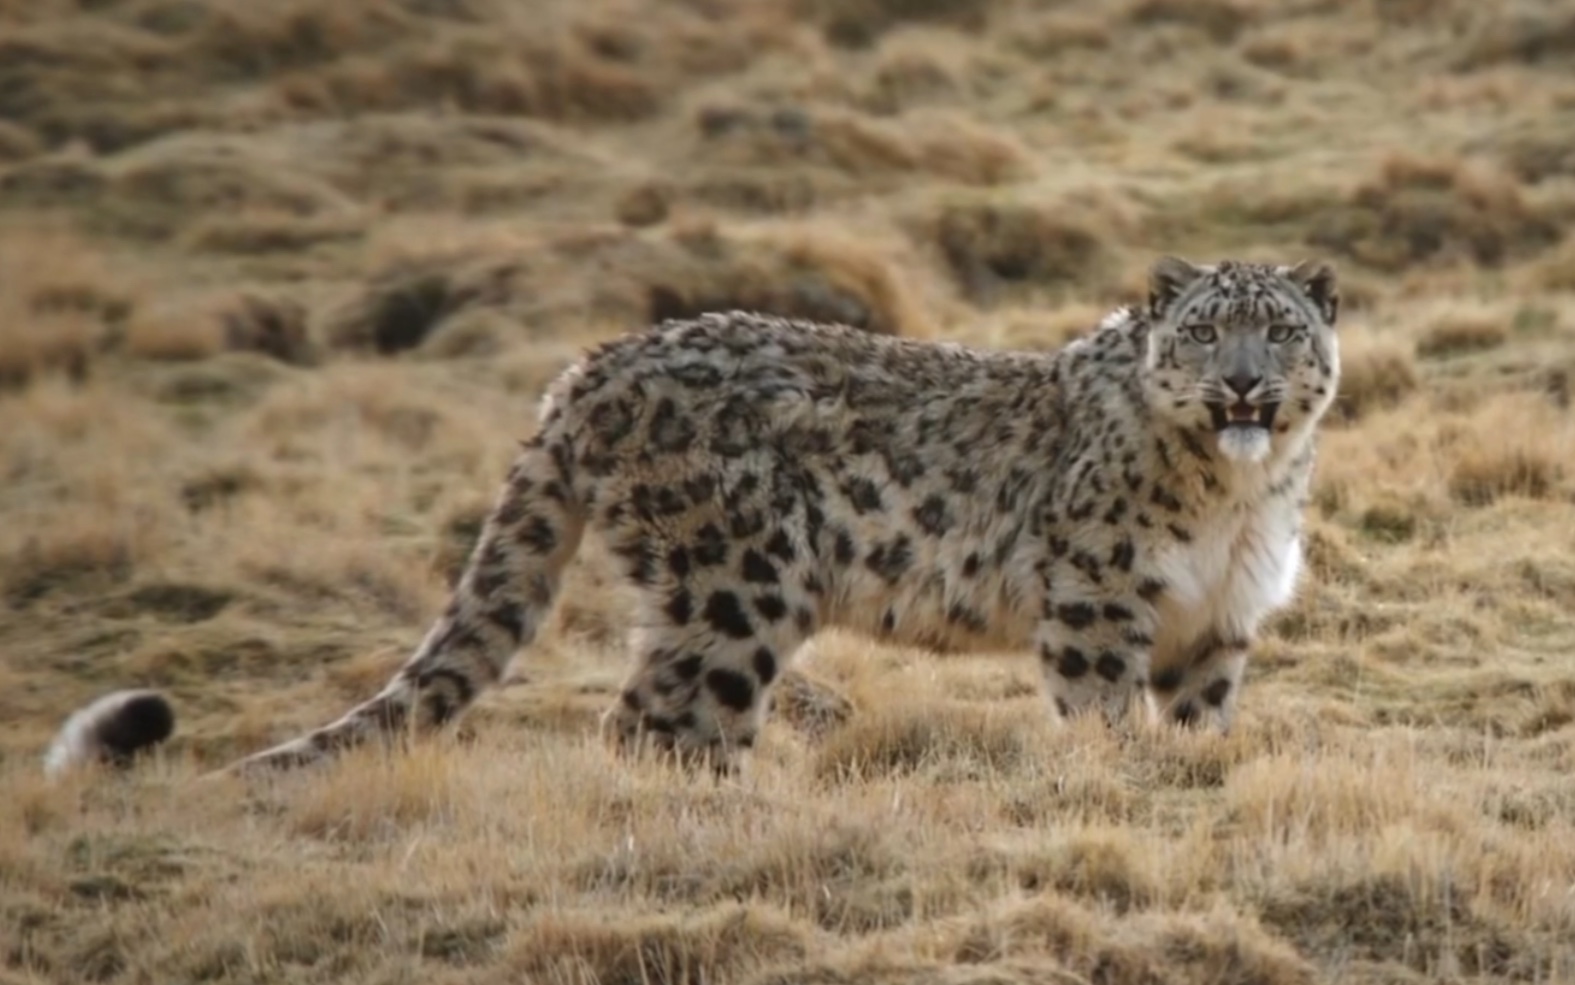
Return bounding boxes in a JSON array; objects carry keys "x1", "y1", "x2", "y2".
[
  {"x1": 1183, "y1": 323, "x2": 1218, "y2": 345},
  {"x1": 1267, "y1": 323, "x2": 1297, "y2": 344}
]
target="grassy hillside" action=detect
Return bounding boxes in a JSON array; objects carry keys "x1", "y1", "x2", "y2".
[{"x1": 4, "y1": 0, "x2": 1575, "y2": 981}]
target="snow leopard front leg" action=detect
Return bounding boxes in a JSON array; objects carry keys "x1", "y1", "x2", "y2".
[
  {"x1": 1035, "y1": 560, "x2": 1161, "y2": 727},
  {"x1": 1150, "y1": 632, "x2": 1248, "y2": 733}
]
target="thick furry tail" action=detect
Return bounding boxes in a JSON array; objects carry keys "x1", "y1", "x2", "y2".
[
  {"x1": 225, "y1": 439, "x2": 586, "y2": 775},
  {"x1": 44, "y1": 688, "x2": 175, "y2": 778}
]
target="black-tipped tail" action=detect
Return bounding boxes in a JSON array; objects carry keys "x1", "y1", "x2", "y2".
[{"x1": 44, "y1": 689, "x2": 175, "y2": 778}]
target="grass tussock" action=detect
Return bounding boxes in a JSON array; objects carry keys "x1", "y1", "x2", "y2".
[
  {"x1": 2, "y1": 513, "x2": 152, "y2": 606},
  {"x1": 180, "y1": 208, "x2": 366, "y2": 255},
  {"x1": 971, "y1": 829, "x2": 1167, "y2": 912},
  {"x1": 1011, "y1": 12, "x2": 1113, "y2": 57},
  {"x1": 218, "y1": 293, "x2": 317, "y2": 366},
  {"x1": 1329, "y1": 332, "x2": 1420, "y2": 424},
  {"x1": 286, "y1": 742, "x2": 484, "y2": 842},
  {"x1": 858, "y1": 35, "x2": 966, "y2": 113},
  {"x1": 1455, "y1": 6, "x2": 1575, "y2": 71},
  {"x1": 323, "y1": 248, "x2": 531, "y2": 355},
  {"x1": 1443, "y1": 397, "x2": 1570, "y2": 507},
  {"x1": 121, "y1": 302, "x2": 225, "y2": 363},
  {"x1": 1125, "y1": 0, "x2": 1262, "y2": 44},
  {"x1": 0, "y1": 306, "x2": 98, "y2": 392},
  {"x1": 0, "y1": 21, "x2": 183, "y2": 151},
  {"x1": 1481, "y1": 118, "x2": 1575, "y2": 185},
  {"x1": 267, "y1": 1, "x2": 786, "y2": 124},
  {"x1": 275, "y1": 33, "x2": 666, "y2": 122},
  {"x1": 1311, "y1": 153, "x2": 1562, "y2": 271},
  {"x1": 0, "y1": 119, "x2": 44, "y2": 161},
  {"x1": 1527, "y1": 236, "x2": 1575, "y2": 293},
  {"x1": 506, "y1": 903, "x2": 810, "y2": 983},
  {"x1": 948, "y1": 895, "x2": 1316, "y2": 985},
  {"x1": 924, "y1": 192, "x2": 1128, "y2": 306},
  {"x1": 1314, "y1": 393, "x2": 1573, "y2": 529},
  {"x1": 1415, "y1": 308, "x2": 1508, "y2": 359},
  {"x1": 798, "y1": 0, "x2": 1001, "y2": 49},
  {"x1": 648, "y1": 223, "x2": 935, "y2": 337},
  {"x1": 0, "y1": 225, "x2": 136, "y2": 389},
  {"x1": 698, "y1": 103, "x2": 1031, "y2": 188},
  {"x1": 326, "y1": 221, "x2": 933, "y2": 356},
  {"x1": 814, "y1": 700, "x2": 1039, "y2": 782},
  {"x1": 183, "y1": 3, "x2": 417, "y2": 79},
  {"x1": 6, "y1": 0, "x2": 1575, "y2": 982}
]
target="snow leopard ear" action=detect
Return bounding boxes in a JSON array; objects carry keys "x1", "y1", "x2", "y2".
[
  {"x1": 1148, "y1": 256, "x2": 1206, "y2": 321},
  {"x1": 1288, "y1": 259, "x2": 1339, "y2": 326}
]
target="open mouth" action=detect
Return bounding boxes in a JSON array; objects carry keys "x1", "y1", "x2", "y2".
[{"x1": 1207, "y1": 400, "x2": 1279, "y2": 432}]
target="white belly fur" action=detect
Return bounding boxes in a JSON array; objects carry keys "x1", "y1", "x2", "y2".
[{"x1": 1149, "y1": 496, "x2": 1302, "y2": 669}]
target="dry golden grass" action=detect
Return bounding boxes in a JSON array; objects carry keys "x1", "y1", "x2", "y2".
[
  {"x1": 3, "y1": 0, "x2": 1575, "y2": 982},
  {"x1": 1416, "y1": 308, "x2": 1510, "y2": 360},
  {"x1": 0, "y1": 222, "x2": 133, "y2": 389}
]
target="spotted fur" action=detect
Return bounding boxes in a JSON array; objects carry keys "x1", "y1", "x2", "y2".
[{"x1": 223, "y1": 256, "x2": 1340, "y2": 775}]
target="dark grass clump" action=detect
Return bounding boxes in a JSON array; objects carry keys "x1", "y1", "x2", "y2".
[
  {"x1": 1308, "y1": 154, "x2": 1560, "y2": 272},
  {"x1": 1454, "y1": 7, "x2": 1575, "y2": 71},
  {"x1": 220, "y1": 294, "x2": 317, "y2": 365},
  {"x1": 924, "y1": 196, "x2": 1113, "y2": 306},
  {"x1": 1258, "y1": 873, "x2": 1527, "y2": 979},
  {"x1": 796, "y1": 0, "x2": 1000, "y2": 49},
  {"x1": 323, "y1": 252, "x2": 526, "y2": 355},
  {"x1": 645, "y1": 226, "x2": 928, "y2": 337},
  {"x1": 327, "y1": 224, "x2": 928, "y2": 360}
]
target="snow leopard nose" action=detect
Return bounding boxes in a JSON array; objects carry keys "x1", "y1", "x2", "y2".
[{"x1": 1224, "y1": 372, "x2": 1262, "y2": 398}]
